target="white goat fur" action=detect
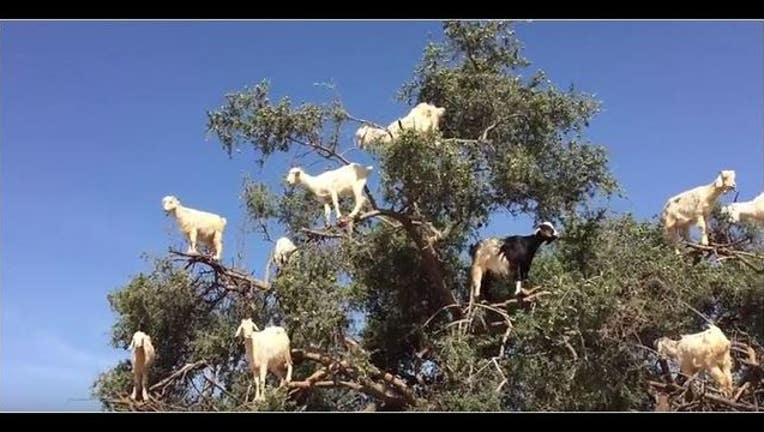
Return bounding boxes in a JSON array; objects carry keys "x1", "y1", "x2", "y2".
[
  {"x1": 129, "y1": 331, "x2": 156, "y2": 401},
  {"x1": 661, "y1": 170, "x2": 736, "y2": 251},
  {"x1": 273, "y1": 237, "x2": 298, "y2": 267},
  {"x1": 235, "y1": 319, "x2": 293, "y2": 401},
  {"x1": 355, "y1": 102, "x2": 446, "y2": 148},
  {"x1": 162, "y1": 195, "x2": 227, "y2": 260},
  {"x1": 655, "y1": 325, "x2": 734, "y2": 397},
  {"x1": 285, "y1": 163, "x2": 373, "y2": 227},
  {"x1": 264, "y1": 237, "x2": 298, "y2": 285},
  {"x1": 722, "y1": 192, "x2": 764, "y2": 225}
]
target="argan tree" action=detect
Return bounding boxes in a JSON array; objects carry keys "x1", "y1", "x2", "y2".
[{"x1": 94, "y1": 21, "x2": 763, "y2": 412}]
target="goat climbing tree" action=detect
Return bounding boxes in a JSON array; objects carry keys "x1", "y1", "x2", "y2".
[{"x1": 93, "y1": 21, "x2": 764, "y2": 411}]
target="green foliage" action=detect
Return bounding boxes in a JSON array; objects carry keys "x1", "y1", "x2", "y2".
[{"x1": 94, "y1": 21, "x2": 763, "y2": 412}]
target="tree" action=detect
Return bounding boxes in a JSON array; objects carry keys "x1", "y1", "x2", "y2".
[{"x1": 93, "y1": 21, "x2": 763, "y2": 412}]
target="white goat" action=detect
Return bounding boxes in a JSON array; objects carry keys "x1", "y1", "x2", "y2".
[
  {"x1": 355, "y1": 102, "x2": 446, "y2": 148},
  {"x1": 129, "y1": 331, "x2": 156, "y2": 402},
  {"x1": 264, "y1": 237, "x2": 298, "y2": 285},
  {"x1": 721, "y1": 192, "x2": 764, "y2": 225},
  {"x1": 285, "y1": 163, "x2": 373, "y2": 227},
  {"x1": 661, "y1": 170, "x2": 736, "y2": 252},
  {"x1": 235, "y1": 318, "x2": 293, "y2": 401},
  {"x1": 355, "y1": 124, "x2": 393, "y2": 148},
  {"x1": 654, "y1": 324, "x2": 734, "y2": 397},
  {"x1": 162, "y1": 195, "x2": 227, "y2": 260}
]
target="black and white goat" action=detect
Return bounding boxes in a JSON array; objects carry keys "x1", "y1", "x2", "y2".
[{"x1": 469, "y1": 222, "x2": 559, "y2": 301}]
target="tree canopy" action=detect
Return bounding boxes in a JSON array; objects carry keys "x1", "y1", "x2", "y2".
[{"x1": 93, "y1": 21, "x2": 763, "y2": 412}]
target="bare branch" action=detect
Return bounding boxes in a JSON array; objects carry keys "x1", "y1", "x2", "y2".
[
  {"x1": 290, "y1": 348, "x2": 418, "y2": 407},
  {"x1": 342, "y1": 112, "x2": 391, "y2": 133},
  {"x1": 684, "y1": 242, "x2": 764, "y2": 273},
  {"x1": 170, "y1": 250, "x2": 270, "y2": 293}
]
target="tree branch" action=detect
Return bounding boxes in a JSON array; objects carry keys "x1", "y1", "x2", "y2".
[
  {"x1": 684, "y1": 242, "x2": 764, "y2": 273},
  {"x1": 150, "y1": 360, "x2": 209, "y2": 395},
  {"x1": 170, "y1": 250, "x2": 270, "y2": 292},
  {"x1": 290, "y1": 348, "x2": 418, "y2": 407}
]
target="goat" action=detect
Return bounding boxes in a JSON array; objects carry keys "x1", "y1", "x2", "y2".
[
  {"x1": 469, "y1": 222, "x2": 559, "y2": 301},
  {"x1": 235, "y1": 318, "x2": 293, "y2": 401},
  {"x1": 654, "y1": 324, "x2": 734, "y2": 397},
  {"x1": 355, "y1": 102, "x2": 446, "y2": 148},
  {"x1": 661, "y1": 170, "x2": 736, "y2": 253},
  {"x1": 264, "y1": 237, "x2": 298, "y2": 285},
  {"x1": 129, "y1": 331, "x2": 156, "y2": 402},
  {"x1": 162, "y1": 195, "x2": 227, "y2": 260},
  {"x1": 285, "y1": 163, "x2": 373, "y2": 227},
  {"x1": 355, "y1": 124, "x2": 393, "y2": 148},
  {"x1": 721, "y1": 192, "x2": 764, "y2": 226}
]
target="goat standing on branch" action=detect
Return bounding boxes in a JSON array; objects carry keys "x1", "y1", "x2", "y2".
[
  {"x1": 162, "y1": 195, "x2": 227, "y2": 261},
  {"x1": 661, "y1": 170, "x2": 736, "y2": 253},
  {"x1": 235, "y1": 318, "x2": 293, "y2": 401},
  {"x1": 654, "y1": 324, "x2": 734, "y2": 397},
  {"x1": 285, "y1": 163, "x2": 373, "y2": 227},
  {"x1": 355, "y1": 102, "x2": 446, "y2": 148},
  {"x1": 469, "y1": 222, "x2": 559, "y2": 302},
  {"x1": 264, "y1": 237, "x2": 298, "y2": 285},
  {"x1": 129, "y1": 331, "x2": 156, "y2": 402}
]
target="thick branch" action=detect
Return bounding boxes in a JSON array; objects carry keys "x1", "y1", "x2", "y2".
[
  {"x1": 301, "y1": 227, "x2": 351, "y2": 240},
  {"x1": 290, "y1": 348, "x2": 418, "y2": 407},
  {"x1": 170, "y1": 250, "x2": 270, "y2": 292},
  {"x1": 355, "y1": 209, "x2": 461, "y2": 317},
  {"x1": 702, "y1": 393, "x2": 758, "y2": 411}
]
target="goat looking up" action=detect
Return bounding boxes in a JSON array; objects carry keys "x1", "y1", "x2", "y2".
[{"x1": 469, "y1": 222, "x2": 559, "y2": 302}]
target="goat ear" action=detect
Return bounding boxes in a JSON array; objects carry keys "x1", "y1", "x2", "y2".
[
  {"x1": 234, "y1": 325, "x2": 242, "y2": 338},
  {"x1": 129, "y1": 338, "x2": 135, "y2": 350}
]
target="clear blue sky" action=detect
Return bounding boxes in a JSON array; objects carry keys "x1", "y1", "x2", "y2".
[{"x1": 1, "y1": 21, "x2": 762, "y2": 411}]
